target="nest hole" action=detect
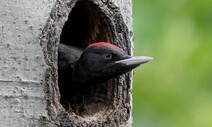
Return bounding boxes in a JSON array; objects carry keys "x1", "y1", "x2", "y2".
[{"x1": 58, "y1": 1, "x2": 114, "y2": 116}]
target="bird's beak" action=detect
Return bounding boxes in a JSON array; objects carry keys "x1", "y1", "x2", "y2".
[{"x1": 115, "y1": 56, "x2": 153, "y2": 66}]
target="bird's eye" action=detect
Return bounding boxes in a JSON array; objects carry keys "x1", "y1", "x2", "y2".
[{"x1": 104, "y1": 54, "x2": 113, "y2": 60}]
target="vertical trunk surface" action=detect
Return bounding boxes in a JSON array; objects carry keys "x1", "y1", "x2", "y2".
[{"x1": 0, "y1": 0, "x2": 133, "y2": 126}]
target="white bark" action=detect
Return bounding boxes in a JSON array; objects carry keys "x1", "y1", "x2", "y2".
[{"x1": 0, "y1": 0, "x2": 55, "y2": 126}]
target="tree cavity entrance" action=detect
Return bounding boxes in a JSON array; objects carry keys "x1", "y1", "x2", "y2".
[{"x1": 58, "y1": 1, "x2": 114, "y2": 116}]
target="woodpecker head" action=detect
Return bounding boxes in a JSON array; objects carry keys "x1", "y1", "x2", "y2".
[{"x1": 74, "y1": 42, "x2": 153, "y2": 85}]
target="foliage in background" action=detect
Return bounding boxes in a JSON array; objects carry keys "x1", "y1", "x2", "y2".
[{"x1": 132, "y1": 0, "x2": 212, "y2": 126}]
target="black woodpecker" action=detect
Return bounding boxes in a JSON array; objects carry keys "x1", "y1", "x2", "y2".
[{"x1": 58, "y1": 42, "x2": 153, "y2": 106}]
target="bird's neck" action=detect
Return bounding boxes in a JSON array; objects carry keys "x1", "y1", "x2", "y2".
[{"x1": 72, "y1": 63, "x2": 108, "y2": 86}]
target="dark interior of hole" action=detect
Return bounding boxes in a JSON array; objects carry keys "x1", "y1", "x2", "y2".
[
  {"x1": 58, "y1": 1, "x2": 113, "y2": 115},
  {"x1": 60, "y1": 1, "x2": 112, "y2": 48},
  {"x1": 60, "y1": 1, "x2": 90, "y2": 48}
]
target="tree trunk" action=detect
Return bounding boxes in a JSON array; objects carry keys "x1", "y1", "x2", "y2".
[{"x1": 0, "y1": 0, "x2": 133, "y2": 126}]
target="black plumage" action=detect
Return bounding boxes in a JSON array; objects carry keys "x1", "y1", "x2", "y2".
[{"x1": 58, "y1": 42, "x2": 152, "y2": 107}]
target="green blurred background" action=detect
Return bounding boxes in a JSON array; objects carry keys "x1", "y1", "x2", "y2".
[{"x1": 132, "y1": 0, "x2": 212, "y2": 127}]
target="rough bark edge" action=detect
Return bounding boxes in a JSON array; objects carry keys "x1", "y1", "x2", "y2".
[{"x1": 39, "y1": 0, "x2": 133, "y2": 126}]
